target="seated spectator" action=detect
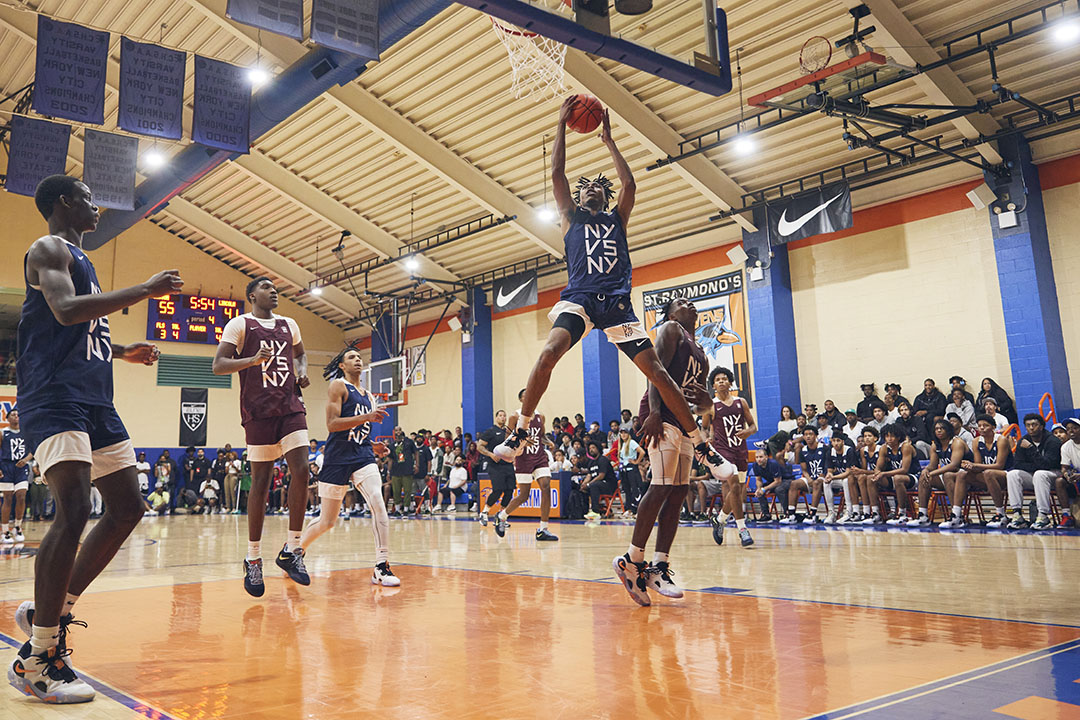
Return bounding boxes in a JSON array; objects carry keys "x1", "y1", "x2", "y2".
[
  {"x1": 881, "y1": 394, "x2": 900, "y2": 423},
  {"x1": 200, "y1": 475, "x2": 221, "y2": 513},
  {"x1": 585, "y1": 422, "x2": 606, "y2": 452},
  {"x1": 435, "y1": 456, "x2": 468, "y2": 513},
  {"x1": 895, "y1": 401, "x2": 932, "y2": 458},
  {"x1": 869, "y1": 423, "x2": 921, "y2": 525},
  {"x1": 803, "y1": 403, "x2": 818, "y2": 426},
  {"x1": 908, "y1": 418, "x2": 973, "y2": 527},
  {"x1": 913, "y1": 378, "x2": 948, "y2": 425},
  {"x1": 957, "y1": 414, "x2": 1012, "y2": 529},
  {"x1": 977, "y1": 377, "x2": 1017, "y2": 425},
  {"x1": 780, "y1": 427, "x2": 827, "y2": 524},
  {"x1": 619, "y1": 409, "x2": 634, "y2": 433},
  {"x1": 550, "y1": 449, "x2": 573, "y2": 473},
  {"x1": 883, "y1": 382, "x2": 910, "y2": 410},
  {"x1": 821, "y1": 400, "x2": 845, "y2": 432},
  {"x1": 841, "y1": 409, "x2": 865, "y2": 443},
  {"x1": 949, "y1": 376, "x2": 976, "y2": 406},
  {"x1": 857, "y1": 383, "x2": 886, "y2": 422},
  {"x1": 683, "y1": 459, "x2": 711, "y2": 520},
  {"x1": 777, "y1": 405, "x2": 798, "y2": 434},
  {"x1": 815, "y1": 413, "x2": 834, "y2": 442},
  {"x1": 751, "y1": 447, "x2": 794, "y2": 522},
  {"x1": 607, "y1": 420, "x2": 621, "y2": 449},
  {"x1": 573, "y1": 414, "x2": 586, "y2": 438},
  {"x1": 1056, "y1": 417, "x2": 1080, "y2": 528},
  {"x1": 945, "y1": 389, "x2": 976, "y2": 432},
  {"x1": 866, "y1": 406, "x2": 888, "y2": 434},
  {"x1": 981, "y1": 397, "x2": 1009, "y2": 433},
  {"x1": 1005, "y1": 413, "x2": 1063, "y2": 530},
  {"x1": 946, "y1": 412, "x2": 977, "y2": 451},
  {"x1": 145, "y1": 482, "x2": 170, "y2": 515},
  {"x1": 1052, "y1": 423, "x2": 1069, "y2": 443},
  {"x1": 824, "y1": 433, "x2": 861, "y2": 524},
  {"x1": 581, "y1": 441, "x2": 616, "y2": 521}
]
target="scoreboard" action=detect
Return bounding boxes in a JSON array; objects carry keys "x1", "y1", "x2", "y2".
[{"x1": 146, "y1": 294, "x2": 244, "y2": 345}]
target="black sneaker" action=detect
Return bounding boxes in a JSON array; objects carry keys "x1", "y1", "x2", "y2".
[
  {"x1": 275, "y1": 545, "x2": 311, "y2": 586},
  {"x1": 536, "y1": 528, "x2": 559, "y2": 541},
  {"x1": 243, "y1": 558, "x2": 265, "y2": 597},
  {"x1": 709, "y1": 513, "x2": 724, "y2": 546},
  {"x1": 494, "y1": 515, "x2": 508, "y2": 537}
]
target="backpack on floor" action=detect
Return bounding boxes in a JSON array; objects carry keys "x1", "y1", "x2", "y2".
[{"x1": 564, "y1": 487, "x2": 586, "y2": 520}]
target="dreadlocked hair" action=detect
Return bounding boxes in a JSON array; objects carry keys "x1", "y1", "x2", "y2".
[
  {"x1": 323, "y1": 341, "x2": 362, "y2": 381},
  {"x1": 573, "y1": 174, "x2": 615, "y2": 210},
  {"x1": 660, "y1": 297, "x2": 679, "y2": 323}
]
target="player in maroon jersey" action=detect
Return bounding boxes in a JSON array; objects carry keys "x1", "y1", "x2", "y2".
[
  {"x1": 213, "y1": 277, "x2": 311, "y2": 597},
  {"x1": 613, "y1": 298, "x2": 711, "y2": 606},
  {"x1": 706, "y1": 366, "x2": 758, "y2": 548},
  {"x1": 494, "y1": 389, "x2": 559, "y2": 541}
]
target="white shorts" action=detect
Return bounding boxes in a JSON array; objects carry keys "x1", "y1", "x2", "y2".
[
  {"x1": 516, "y1": 468, "x2": 552, "y2": 484},
  {"x1": 35, "y1": 432, "x2": 136, "y2": 482},
  {"x1": 0, "y1": 481, "x2": 28, "y2": 492},
  {"x1": 647, "y1": 423, "x2": 694, "y2": 486},
  {"x1": 319, "y1": 464, "x2": 381, "y2": 500},
  {"x1": 248, "y1": 429, "x2": 310, "y2": 463},
  {"x1": 547, "y1": 300, "x2": 649, "y2": 344}
]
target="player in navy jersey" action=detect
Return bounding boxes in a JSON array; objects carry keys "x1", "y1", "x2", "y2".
[
  {"x1": 822, "y1": 433, "x2": 860, "y2": 524},
  {"x1": 908, "y1": 418, "x2": 974, "y2": 527},
  {"x1": 868, "y1": 424, "x2": 922, "y2": 525},
  {"x1": 780, "y1": 426, "x2": 829, "y2": 524},
  {"x1": 952, "y1": 414, "x2": 1011, "y2": 528},
  {"x1": 297, "y1": 348, "x2": 398, "y2": 585},
  {"x1": 213, "y1": 277, "x2": 312, "y2": 596},
  {"x1": 9, "y1": 176, "x2": 182, "y2": 704},
  {"x1": 1, "y1": 409, "x2": 32, "y2": 544},
  {"x1": 494, "y1": 101, "x2": 723, "y2": 470}
]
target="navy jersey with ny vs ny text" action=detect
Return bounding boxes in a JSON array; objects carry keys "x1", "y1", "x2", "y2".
[{"x1": 562, "y1": 208, "x2": 632, "y2": 298}]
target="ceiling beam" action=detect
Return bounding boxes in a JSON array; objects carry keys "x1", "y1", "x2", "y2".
[
  {"x1": 561, "y1": 50, "x2": 757, "y2": 233},
  {"x1": 858, "y1": 0, "x2": 1003, "y2": 165}
]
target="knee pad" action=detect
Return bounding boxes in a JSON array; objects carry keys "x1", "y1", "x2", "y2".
[{"x1": 552, "y1": 313, "x2": 587, "y2": 347}]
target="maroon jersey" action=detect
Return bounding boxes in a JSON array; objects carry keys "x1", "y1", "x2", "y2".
[
  {"x1": 237, "y1": 316, "x2": 305, "y2": 425},
  {"x1": 637, "y1": 323, "x2": 708, "y2": 435},
  {"x1": 712, "y1": 395, "x2": 749, "y2": 470},
  {"x1": 514, "y1": 412, "x2": 549, "y2": 474}
]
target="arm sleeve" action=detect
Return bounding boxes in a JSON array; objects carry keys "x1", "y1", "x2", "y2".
[
  {"x1": 285, "y1": 317, "x2": 302, "y2": 345},
  {"x1": 220, "y1": 315, "x2": 246, "y2": 348}
]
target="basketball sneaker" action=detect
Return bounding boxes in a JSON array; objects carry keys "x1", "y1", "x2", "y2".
[
  {"x1": 494, "y1": 515, "x2": 508, "y2": 538},
  {"x1": 839, "y1": 511, "x2": 855, "y2": 524},
  {"x1": 612, "y1": 554, "x2": 650, "y2": 607},
  {"x1": 1031, "y1": 514, "x2": 1053, "y2": 531},
  {"x1": 275, "y1": 545, "x2": 310, "y2": 586},
  {"x1": 493, "y1": 429, "x2": 526, "y2": 463},
  {"x1": 1058, "y1": 514, "x2": 1075, "y2": 528},
  {"x1": 446, "y1": 505, "x2": 457, "y2": 513},
  {"x1": 13, "y1": 528, "x2": 24, "y2": 543},
  {"x1": 695, "y1": 442, "x2": 726, "y2": 468},
  {"x1": 801, "y1": 514, "x2": 818, "y2": 525},
  {"x1": 824, "y1": 511, "x2": 837, "y2": 525},
  {"x1": 646, "y1": 562, "x2": 683, "y2": 598},
  {"x1": 906, "y1": 514, "x2": 930, "y2": 527},
  {"x1": 372, "y1": 562, "x2": 400, "y2": 587},
  {"x1": 478, "y1": 511, "x2": 488, "y2": 526},
  {"x1": 535, "y1": 528, "x2": 559, "y2": 541},
  {"x1": 243, "y1": 558, "x2": 265, "y2": 597},
  {"x1": 739, "y1": 528, "x2": 754, "y2": 546},
  {"x1": 8, "y1": 641, "x2": 94, "y2": 704},
  {"x1": 709, "y1": 514, "x2": 724, "y2": 546},
  {"x1": 584, "y1": 510, "x2": 601, "y2": 521},
  {"x1": 885, "y1": 512, "x2": 905, "y2": 526},
  {"x1": 861, "y1": 513, "x2": 882, "y2": 525},
  {"x1": 939, "y1": 514, "x2": 965, "y2": 529},
  {"x1": 779, "y1": 514, "x2": 800, "y2": 525},
  {"x1": 985, "y1": 513, "x2": 1007, "y2": 528},
  {"x1": 2, "y1": 531, "x2": 11, "y2": 544},
  {"x1": 1006, "y1": 512, "x2": 1029, "y2": 530}
]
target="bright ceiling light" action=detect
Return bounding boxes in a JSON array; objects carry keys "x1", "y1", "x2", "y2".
[
  {"x1": 247, "y1": 66, "x2": 270, "y2": 86},
  {"x1": 405, "y1": 257, "x2": 420, "y2": 271},
  {"x1": 732, "y1": 134, "x2": 756, "y2": 156},
  {"x1": 310, "y1": 286, "x2": 323, "y2": 296},
  {"x1": 143, "y1": 149, "x2": 166, "y2": 168},
  {"x1": 538, "y1": 206, "x2": 556, "y2": 222},
  {"x1": 1052, "y1": 19, "x2": 1080, "y2": 44}
]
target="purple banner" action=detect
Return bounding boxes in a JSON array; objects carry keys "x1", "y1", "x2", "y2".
[
  {"x1": 118, "y1": 37, "x2": 186, "y2": 140},
  {"x1": 31, "y1": 15, "x2": 109, "y2": 124},
  {"x1": 226, "y1": 0, "x2": 304, "y2": 40},
  {"x1": 311, "y1": 0, "x2": 380, "y2": 60},
  {"x1": 83, "y1": 129, "x2": 137, "y2": 210},
  {"x1": 192, "y1": 56, "x2": 250, "y2": 154},
  {"x1": 5, "y1": 115, "x2": 71, "y2": 197}
]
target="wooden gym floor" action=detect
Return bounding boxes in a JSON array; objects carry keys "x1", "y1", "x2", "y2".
[{"x1": 0, "y1": 513, "x2": 1078, "y2": 719}]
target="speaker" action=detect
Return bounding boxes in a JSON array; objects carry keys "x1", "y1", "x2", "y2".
[
  {"x1": 615, "y1": 0, "x2": 652, "y2": 14},
  {"x1": 726, "y1": 245, "x2": 749, "y2": 266},
  {"x1": 966, "y1": 183, "x2": 997, "y2": 210},
  {"x1": 448, "y1": 316, "x2": 462, "y2": 332}
]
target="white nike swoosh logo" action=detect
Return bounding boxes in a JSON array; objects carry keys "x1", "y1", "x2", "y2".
[
  {"x1": 496, "y1": 279, "x2": 532, "y2": 307},
  {"x1": 776, "y1": 191, "x2": 844, "y2": 237}
]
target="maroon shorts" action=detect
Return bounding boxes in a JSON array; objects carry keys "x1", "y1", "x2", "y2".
[
  {"x1": 244, "y1": 411, "x2": 308, "y2": 461},
  {"x1": 715, "y1": 444, "x2": 748, "y2": 473},
  {"x1": 515, "y1": 452, "x2": 550, "y2": 476}
]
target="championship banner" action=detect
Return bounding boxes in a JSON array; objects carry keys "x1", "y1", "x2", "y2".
[
  {"x1": 226, "y1": 0, "x2": 304, "y2": 39},
  {"x1": 641, "y1": 270, "x2": 752, "y2": 406},
  {"x1": 83, "y1": 129, "x2": 137, "y2": 210},
  {"x1": 766, "y1": 180, "x2": 852, "y2": 243},
  {"x1": 406, "y1": 345, "x2": 426, "y2": 386},
  {"x1": 32, "y1": 16, "x2": 109, "y2": 124},
  {"x1": 192, "y1": 56, "x2": 251, "y2": 153},
  {"x1": 180, "y1": 387, "x2": 208, "y2": 446},
  {"x1": 311, "y1": 0, "x2": 380, "y2": 61},
  {"x1": 5, "y1": 115, "x2": 71, "y2": 197},
  {"x1": 492, "y1": 270, "x2": 538, "y2": 312},
  {"x1": 118, "y1": 37, "x2": 186, "y2": 140}
]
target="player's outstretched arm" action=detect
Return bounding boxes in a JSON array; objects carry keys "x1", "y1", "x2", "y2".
[
  {"x1": 552, "y1": 98, "x2": 575, "y2": 223},
  {"x1": 599, "y1": 110, "x2": 636, "y2": 228},
  {"x1": 28, "y1": 237, "x2": 182, "y2": 326}
]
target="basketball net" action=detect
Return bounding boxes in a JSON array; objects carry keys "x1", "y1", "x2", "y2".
[{"x1": 489, "y1": 9, "x2": 569, "y2": 102}]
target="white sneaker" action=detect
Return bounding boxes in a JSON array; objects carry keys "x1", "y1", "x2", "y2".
[
  {"x1": 939, "y1": 515, "x2": 965, "y2": 529},
  {"x1": 778, "y1": 515, "x2": 799, "y2": 525},
  {"x1": 1, "y1": 532, "x2": 12, "y2": 545},
  {"x1": 802, "y1": 514, "x2": 818, "y2": 525},
  {"x1": 584, "y1": 511, "x2": 601, "y2": 521},
  {"x1": 612, "y1": 554, "x2": 650, "y2": 606},
  {"x1": 885, "y1": 514, "x2": 906, "y2": 526},
  {"x1": 8, "y1": 641, "x2": 94, "y2": 704},
  {"x1": 447, "y1": 505, "x2": 456, "y2": 513},
  {"x1": 838, "y1": 512, "x2": 853, "y2": 524},
  {"x1": 906, "y1": 514, "x2": 930, "y2": 527},
  {"x1": 372, "y1": 561, "x2": 401, "y2": 587},
  {"x1": 646, "y1": 562, "x2": 684, "y2": 598},
  {"x1": 13, "y1": 528, "x2": 24, "y2": 543},
  {"x1": 824, "y1": 512, "x2": 837, "y2": 525},
  {"x1": 861, "y1": 514, "x2": 881, "y2": 525}
]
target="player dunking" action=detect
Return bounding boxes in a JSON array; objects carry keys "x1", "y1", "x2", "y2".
[
  {"x1": 1, "y1": 409, "x2": 32, "y2": 544},
  {"x1": 613, "y1": 298, "x2": 713, "y2": 606},
  {"x1": 494, "y1": 100, "x2": 724, "y2": 469},
  {"x1": 298, "y1": 347, "x2": 399, "y2": 585},
  {"x1": 494, "y1": 389, "x2": 559, "y2": 541},
  {"x1": 9, "y1": 175, "x2": 182, "y2": 703},
  {"x1": 213, "y1": 278, "x2": 312, "y2": 596},
  {"x1": 706, "y1": 366, "x2": 758, "y2": 548}
]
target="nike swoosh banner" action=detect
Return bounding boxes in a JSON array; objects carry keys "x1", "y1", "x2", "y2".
[
  {"x1": 492, "y1": 271, "x2": 538, "y2": 312},
  {"x1": 767, "y1": 181, "x2": 852, "y2": 243}
]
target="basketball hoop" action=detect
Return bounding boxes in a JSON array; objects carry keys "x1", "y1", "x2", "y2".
[
  {"x1": 489, "y1": 1, "x2": 571, "y2": 102},
  {"x1": 799, "y1": 36, "x2": 833, "y2": 75}
]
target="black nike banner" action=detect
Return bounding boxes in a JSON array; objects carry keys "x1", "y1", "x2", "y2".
[
  {"x1": 766, "y1": 181, "x2": 852, "y2": 243},
  {"x1": 492, "y1": 270, "x2": 538, "y2": 312},
  {"x1": 180, "y1": 387, "x2": 208, "y2": 446}
]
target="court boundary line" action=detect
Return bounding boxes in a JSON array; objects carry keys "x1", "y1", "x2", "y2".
[
  {"x1": 0, "y1": 630, "x2": 179, "y2": 719},
  {"x1": 801, "y1": 637, "x2": 1080, "y2": 719}
]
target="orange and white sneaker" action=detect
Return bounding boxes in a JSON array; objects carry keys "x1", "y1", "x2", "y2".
[
  {"x1": 8, "y1": 641, "x2": 94, "y2": 704},
  {"x1": 612, "y1": 554, "x2": 651, "y2": 607}
]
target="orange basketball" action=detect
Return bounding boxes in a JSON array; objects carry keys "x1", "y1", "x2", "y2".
[{"x1": 566, "y1": 94, "x2": 604, "y2": 134}]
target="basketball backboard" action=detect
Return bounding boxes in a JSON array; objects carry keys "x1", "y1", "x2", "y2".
[
  {"x1": 361, "y1": 356, "x2": 407, "y2": 407},
  {"x1": 747, "y1": 51, "x2": 904, "y2": 112}
]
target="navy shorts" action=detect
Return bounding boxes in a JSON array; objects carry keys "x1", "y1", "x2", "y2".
[
  {"x1": 548, "y1": 293, "x2": 649, "y2": 345},
  {"x1": 320, "y1": 460, "x2": 377, "y2": 486},
  {"x1": 0, "y1": 461, "x2": 29, "y2": 485},
  {"x1": 20, "y1": 402, "x2": 129, "y2": 455}
]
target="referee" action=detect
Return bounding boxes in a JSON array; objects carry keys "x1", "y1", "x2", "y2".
[{"x1": 477, "y1": 410, "x2": 516, "y2": 527}]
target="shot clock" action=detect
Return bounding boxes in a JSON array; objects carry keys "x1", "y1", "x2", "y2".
[{"x1": 146, "y1": 294, "x2": 245, "y2": 345}]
